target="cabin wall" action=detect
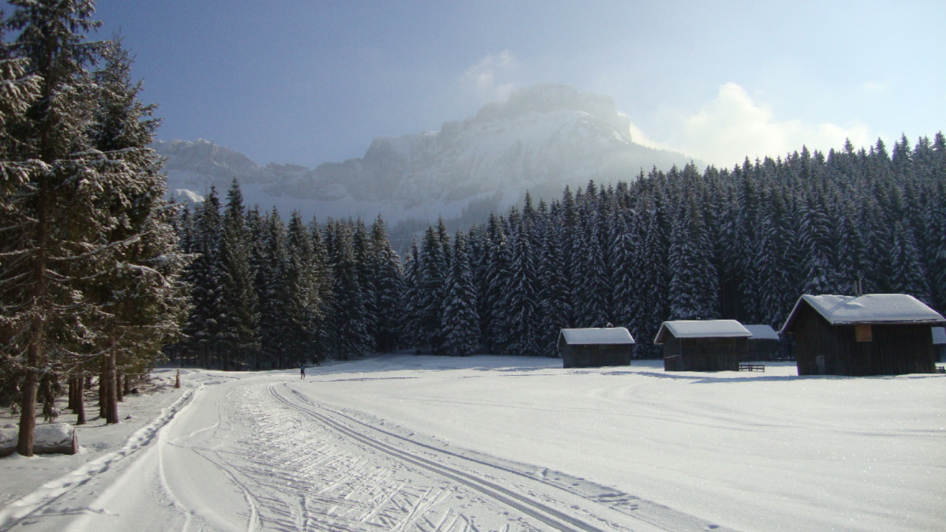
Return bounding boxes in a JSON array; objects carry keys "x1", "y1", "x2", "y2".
[
  {"x1": 792, "y1": 305, "x2": 936, "y2": 376},
  {"x1": 663, "y1": 336, "x2": 745, "y2": 371},
  {"x1": 562, "y1": 344, "x2": 632, "y2": 368},
  {"x1": 745, "y1": 339, "x2": 779, "y2": 361}
]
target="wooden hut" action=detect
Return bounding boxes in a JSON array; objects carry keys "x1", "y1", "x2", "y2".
[
  {"x1": 744, "y1": 324, "x2": 779, "y2": 361},
  {"x1": 557, "y1": 328, "x2": 635, "y2": 368},
  {"x1": 654, "y1": 320, "x2": 751, "y2": 371},
  {"x1": 930, "y1": 327, "x2": 945, "y2": 363},
  {"x1": 780, "y1": 294, "x2": 946, "y2": 376}
]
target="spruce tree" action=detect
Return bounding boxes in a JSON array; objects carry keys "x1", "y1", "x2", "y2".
[
  {"x1": 181, "y1": 189, "x2": 223, "y2": 368},
  {"x1": 218, "y1": 180, "x2": 259, "y2": 369},
  {"x1": 441, "y1": 232, "x2": 480, "y2": 356},
  {"x1": 507, "y1": 213, "x2": 541, "y2": 356},
  {"x1": 258, "y1": 208, "x2": 289, "y2": 368},
  {"x1": 285, "y1": 211, "x2": 326, "y2": 364},
  {"x1": 324, "y1": 222, "x2": 370, "y2": 359},
  {"x1": 0, "y1": 1, "x2": 186, "y2": 450},
  {"x1": 368, "y1": 215, "x2": 402, "y2": 352}
]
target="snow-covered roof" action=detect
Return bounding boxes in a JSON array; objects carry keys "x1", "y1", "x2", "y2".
[
  {"x1": 780, "y1": 294, "x2": 946, "y2": 334},
  {"x1": 933, "y1": 327, "x2": 946, "y2": 345},
  {"x1": 557, "y1": 328, "x2": 635, "y2": 347},
  {"x1": 744, "y1": 324, "x2": 779, "y2": 341},
  {"x1": 653, "y1": 320, "x2": 751, "y2": 344}
]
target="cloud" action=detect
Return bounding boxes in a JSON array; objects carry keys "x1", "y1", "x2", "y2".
[
  {"x1": 461, "y1": 51, "x2": 521, "y2": 103},
  {"x1": 667, "y1": 83, "x2": 871, "y2": 167}
]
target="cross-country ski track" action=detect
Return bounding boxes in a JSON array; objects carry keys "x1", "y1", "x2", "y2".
[
  {"x1": 1, "y1": 362, "x2": 732, "y2": 532},
  {"x1": 3, "y1": 355, "x2": 943, "y2": 531}
]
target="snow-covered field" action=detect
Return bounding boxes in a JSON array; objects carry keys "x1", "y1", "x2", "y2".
[{"x1": 1, "y1": 355, "x2": 944, "y2": 531}]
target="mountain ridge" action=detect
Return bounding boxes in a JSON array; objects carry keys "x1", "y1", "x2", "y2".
[{"x1": 157, "y1": 83, "x2": 697, "y2": 225}]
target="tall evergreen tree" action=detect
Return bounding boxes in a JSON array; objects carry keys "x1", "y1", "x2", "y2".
[
  {"x1": 0, "y1": 1, "x2": 186, "y2": 452},
  {"x1": 441, "y1": 232, "x2": 480, "y2": 356},
  {"x1": 217, "y1": 179, "x2": 259, "y2": 369},
  {"x1": 323, "y1": 222, "x2": 370, "y2": 359},
  {"x1": 181, "y1": 188, "x2": 223, "y2": 368},
  {"x1": 368, "y1": 215, "x2": 403, "y2": 352}
]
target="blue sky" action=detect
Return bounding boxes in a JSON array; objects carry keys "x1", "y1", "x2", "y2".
[{"x1": 83, "y1": 0, "x2": 946, "y2": 168}]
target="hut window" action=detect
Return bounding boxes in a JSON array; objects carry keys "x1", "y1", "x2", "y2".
[{"x1": 855, "y1": 324, "x2": 873, "y2": 343}]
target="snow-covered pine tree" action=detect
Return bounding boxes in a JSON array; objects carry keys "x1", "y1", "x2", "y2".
[
  {"x1": 799, "y1": 193, "x2": 842, "y2": 295},
  {"x1": 81, "y1": 40, "x2": 190, "y2": 422},
  {"x1": 368, "y1": 215, "x2": 402, "y2": 352},
  {"x1": 922, "y1": 181, "x2": 946, "y2": 312},
  {"x1": 0, "y1": 0, "x2": 189, "y2": 451},
  {"x1": 632, "y1": 190, "x2": 670, "y2": 357},
  {"x1": 352, "y1": 220, "x2": 378, "y2": 345},
  {"x1": 324, "y1": 221, "x2": 370, "y2": 359},
  {"x1": 608, "y1": 209, "x2": 637, "y2": 330},
  {"x1": 218, "y1": 179, "x2": 260, "y2": 369},
  {"x1": 483, "y1": 216, "x2": 512, "y2": 354},
  {"x1": 417, "y1": 225, "x2": 449, "y2": 353},
  {"x1": 573, "y1": 208, "x2": 609, "y2": 328},
  {"x1": 182, "y1": 188, "x2": 223, "y2": 368},
  {"x1": 285, "y1": 211, "x2": 326, "y2": 364},
  {"x1": 398, "y1": 239, "x2": 422, "y2": 351},
  {"x1": 258, "y1": 208, "x2": 289, "y2": 368},
  {"x1": 889, "y1": 220, "x2": 932, "y2": 304},
  {"x1": 308, "y1": 217, "x2": 332, "y2": 362},
  {"x1": 536, "y1": 208, "x2": 571, "y2": 354},
  {"x1": 668, "y1": 190, "x2": 719, "y2": 320},
  {"x1": 441, "y1": 231, "x2": 480, "y2": 356},
  {"x1": 507, "y1": 210, "x2": 542, "y2": 356}
]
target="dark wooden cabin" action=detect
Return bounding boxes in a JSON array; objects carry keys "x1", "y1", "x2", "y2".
[
  {"x1": 780, "y1": 294, "x2": 946, "y2": 376},
  {"x1": 654, "y1": 320, "x2": 751, "y2": 371},
  {"x1": 744, "y1": 324, "x2": 780, "y2": 361},
  {"x1": 933, "y1": 327, "x2": 946, "y2": 363},
  {"x1": 557, "y1": 328, "x2": 635, "y2": 368}
]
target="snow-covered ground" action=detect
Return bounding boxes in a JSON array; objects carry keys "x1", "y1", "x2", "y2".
[{"x1": 1, "y1": 356, "x2": 944, "y2": 531}]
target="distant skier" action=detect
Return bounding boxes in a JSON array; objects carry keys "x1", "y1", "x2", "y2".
[{"x1": 300, "y1": 363, "x2": 306, "y2": 380}]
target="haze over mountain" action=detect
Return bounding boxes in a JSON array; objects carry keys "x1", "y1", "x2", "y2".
[{"x1": 158, "y1": 84, "x2": 696, "y2": 226}]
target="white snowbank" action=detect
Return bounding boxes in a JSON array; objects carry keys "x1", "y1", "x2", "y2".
[{"x1": 2, "y1": 358, "x2": 943, "y2": 531}]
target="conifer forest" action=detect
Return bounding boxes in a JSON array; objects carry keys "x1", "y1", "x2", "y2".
[
  {"x1": 176, "y1": 135, "x2": 946, "y2": 366},
  {"x1": 1, "y1": 0, "x2": 945, "y2": 458}
]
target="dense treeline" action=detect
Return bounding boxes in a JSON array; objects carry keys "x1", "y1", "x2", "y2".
[
  {"x1": 185, "y1": 134, "x2": 945, "y2": 365},
  {"x1": 173, "y1": 181, "x2": 404, "y2": 369},
  {"x1": 0, "y1": 1, "x2": 189, "y2": 454},
  {"x1": 404, "y1": 135, "x2": 946, "y2": 358}
]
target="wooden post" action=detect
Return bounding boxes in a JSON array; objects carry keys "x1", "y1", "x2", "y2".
[{"x1": 175, "y1": 369, "x2": 181, "y2": 389}]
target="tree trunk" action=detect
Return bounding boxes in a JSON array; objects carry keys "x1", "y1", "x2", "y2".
[
  {"x1": 99, "y1": 357, "x2": 107, "y2": 419},
  {"x1": 105, "y1": 350, "x2": 119, "y2": 424},
  {"x1": 17, "y1": 316, "x2": 44, "y2": 457},
  {"x1": 17, "y1": 368, "x2": 38, "y2": 456},
  {"x1": 75, "y1": 373, "x2": 86, "y2": 425},
  {"x1": 67, "y1": 377, "x2": 76, "y2": 412}
]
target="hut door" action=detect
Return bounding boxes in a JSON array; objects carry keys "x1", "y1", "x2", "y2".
[{"x1": 816, "y1": 355, "x2": 825, "y2": 374}]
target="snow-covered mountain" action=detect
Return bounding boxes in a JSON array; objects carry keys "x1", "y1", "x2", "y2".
[{"x1": 158, "y1": 83, "x2": 694, "y2": 224}]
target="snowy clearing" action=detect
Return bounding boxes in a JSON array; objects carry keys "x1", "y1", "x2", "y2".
[{"x1": 1, "y1": 356, "x2": 944, "y2": 531}]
